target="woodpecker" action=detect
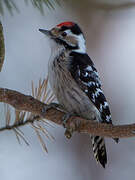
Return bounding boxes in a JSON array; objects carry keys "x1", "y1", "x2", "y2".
[{"x1": 39, "y1": 22, "x2": 118, "y2": 168}]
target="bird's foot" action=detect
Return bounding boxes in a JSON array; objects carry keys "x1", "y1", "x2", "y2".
[
  {"x1": 62, "y1": 112, "x2": 77, "y2": 139},
  {"x1": 41, "y1": 103, "x2": 65, "y2": 115}
]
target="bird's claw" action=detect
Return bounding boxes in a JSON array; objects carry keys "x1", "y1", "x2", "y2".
[
  {"x1": 62, "y1": 112, "x2": 76, "y2": 139},
  {"x1": 42, "y1": 103, "x2": 65, "y2": 116},
  {"x1": 64, "y1": 129, "x2": 73, "y2": 139}
]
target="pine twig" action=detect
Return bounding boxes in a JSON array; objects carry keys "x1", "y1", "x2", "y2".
[{"x1": 0, "y1": 87, "x2": 135, "y2": 138}]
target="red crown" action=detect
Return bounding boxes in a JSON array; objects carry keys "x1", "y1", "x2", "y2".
[{"x1": 57, "y1": 22, "x2": 75, "y2": 28}]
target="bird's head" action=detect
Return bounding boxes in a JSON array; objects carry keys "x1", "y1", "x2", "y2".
[{"x1": 39, "y1": 22, "x2": 86, "y2": 53}]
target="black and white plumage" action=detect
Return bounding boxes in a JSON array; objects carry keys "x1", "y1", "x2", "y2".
[
  {"x1": 69, "y1": 52, "x2": 112, "y2": 124},
  {"x1": 39, "y1": 22, "x2": 118, "y2": 168}
]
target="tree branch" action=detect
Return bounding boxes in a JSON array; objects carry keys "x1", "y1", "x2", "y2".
[{"x1": 0, "y1": 87, "x2": 135, "y2": 138}]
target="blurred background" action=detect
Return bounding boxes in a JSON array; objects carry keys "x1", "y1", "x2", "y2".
[{"x1": 0, "y1": 0, "x2": 135, "y2": 179}]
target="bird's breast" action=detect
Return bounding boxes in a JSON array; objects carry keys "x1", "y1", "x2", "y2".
[{"x1": 48, "y1": 51, "x2": 100, "y2": 120}]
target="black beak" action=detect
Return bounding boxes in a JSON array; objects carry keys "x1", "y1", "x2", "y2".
[{"x1": 39, "y1": 29, "x2": 51, "y2": 36}]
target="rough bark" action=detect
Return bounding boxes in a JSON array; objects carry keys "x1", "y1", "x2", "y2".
[{"x1": 0, "y1": 87, "x2": 135, "y2": 138}]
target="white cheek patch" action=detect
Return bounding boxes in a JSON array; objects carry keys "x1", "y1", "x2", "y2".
[
  {"x1": 63, "y1": 30, "x2": 86, "y2": 54},
  {"x1": 64, "y1": 29, "x2": 72, "y2": 34},
  {"x1": 63, "y1": 30, "x2": 77, "y2": 47}
]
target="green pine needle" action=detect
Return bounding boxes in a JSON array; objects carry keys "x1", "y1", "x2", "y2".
[{"x1": 0, "y1": 0, "x2": 60, "y2": 15}]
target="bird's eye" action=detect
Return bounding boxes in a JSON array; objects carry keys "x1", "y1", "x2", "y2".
[{"x1": 61, "y1": 32, "x2": 67, "y2": 37}]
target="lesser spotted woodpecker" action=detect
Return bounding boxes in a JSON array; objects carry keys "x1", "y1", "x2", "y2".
[{"x1": 39, "y1": 22, "x2": 118, "y2": 168}]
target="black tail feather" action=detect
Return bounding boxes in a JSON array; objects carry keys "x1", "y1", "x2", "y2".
[{"x1": 91, "y1": 136, "x2": 107, "y2": 168}]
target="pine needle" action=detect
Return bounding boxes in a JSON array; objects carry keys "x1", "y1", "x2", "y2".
[
  {"x1": 31, "y1": 80, "x2": 35, "y2": 97},
  {"x1": 41, "y1": 119, "x2": 55, "y2": 128},
  {"x1": 16, "y1": 127, "x2": 25, "y2": 136},
  {"x1": 19, "y1": 112, "x2": 26, "y2": 123},
  {"x1": 14, "y1": 110, "x2": 21, "y2": 124},
  {"x1": 46, "y1": 92, "x2": 55, "y2": 104},
  {"x1": 13, "y1": 128, "x2": 29, "y2": 146},
  {"x1": 13, "y1": 129, "x2": 21, "y2": 145},
  {"x1": 42, "y1": 89, "x2": 51, "y2": 103},
  {"x1": 0, "y1": 0, "x2": 59, "y2": 15},
  {"x1": 2, "y1": 77, "x2": 55, "y2": 153},
  {"x1": 36, "y1": 122, "x2": 54, "y2": 141},
  {"x1": 31, "y1": 124, "x2": 48, "y2": 153}
]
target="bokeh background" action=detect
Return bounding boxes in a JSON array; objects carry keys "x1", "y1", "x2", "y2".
[{"x1": 0, "y1": 0, "x2": 135, "y2": 179}]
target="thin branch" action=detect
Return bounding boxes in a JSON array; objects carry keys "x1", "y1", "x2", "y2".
[{"x1": 0, "y1": 88, "x2": 135, "y2": 138}]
